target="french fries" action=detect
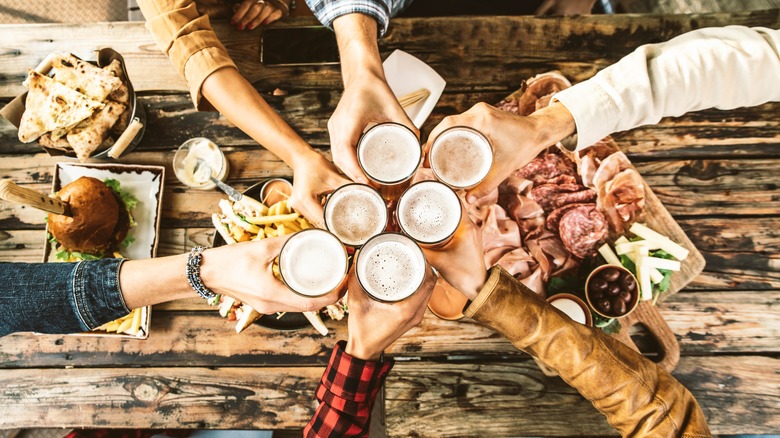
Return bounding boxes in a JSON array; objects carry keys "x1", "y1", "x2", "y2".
[
  {"x1": 212, "y1": 194, "x2": 321, "y2": 333},
  {"x1": 94, "y1": 308, "x2": 144, "y2": 336}
]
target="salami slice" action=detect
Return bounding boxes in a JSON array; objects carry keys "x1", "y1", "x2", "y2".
[
  {"x1": 520, "y1": 151, "x2": 577, "y2": 185},
  {"x1": 551, "y1": 187, "x2": 597, "y2": 210},
  {"x1": 558, "y1": 204, "x2": 608, "y2": 259},
  {"x1": 529, "y1": 183, "x2": 595, "y2": 212},
  {"x1": 546, "y1": 202, "x2": 596, "y2": 234}
]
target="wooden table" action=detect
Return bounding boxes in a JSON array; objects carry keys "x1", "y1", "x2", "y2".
[{"x1": 1, "y1": 11, "x2": 779, "y2": 436}]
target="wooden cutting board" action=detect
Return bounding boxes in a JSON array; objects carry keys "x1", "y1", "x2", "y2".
[{"x1": 500, "y1": 82, "x2": 706, "y2": 373}]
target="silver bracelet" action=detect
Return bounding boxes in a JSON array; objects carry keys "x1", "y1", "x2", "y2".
[{"x1": 186, "y1": 246, "x2": 218, "y2": 301}]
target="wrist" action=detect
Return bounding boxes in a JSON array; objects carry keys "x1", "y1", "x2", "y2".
[
  {"x1": 345, "y1": 335, "x2": 383, "y2": 361},
  {"x1": 455, "y1": 268, "x2": 489, "y2": 301},
  {"x1": 528, "y1": 102, "x2": 576, "y2": 147}
]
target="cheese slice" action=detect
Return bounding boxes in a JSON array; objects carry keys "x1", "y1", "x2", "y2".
[{"x1": 630, "y1": 223, "x2": 689, "y2": 261}]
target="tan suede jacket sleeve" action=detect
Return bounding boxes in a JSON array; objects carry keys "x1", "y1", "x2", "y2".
[
  {"x1": 137, "y1": 0, "x2": 237, "y2": 110},
  {"x1": 464, "y1": 266, "x2": 710, "y2": 437}
]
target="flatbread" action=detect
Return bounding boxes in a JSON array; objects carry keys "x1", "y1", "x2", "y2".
[
  {"x1": 52, "y1": 54, "x2": 122, "y2": 102},
  {"x1": 18, "y1": 71, "x2": 103, "y2": 143},
  {"x1": 67, "y1": 100, "x2": 126, "y2": 162},
  {"x1": 38, "y1": 132, "x2": 72, "y2": 151},
  {"x1": 104, "y1": 60, "x2": 129, "y2": 104}
]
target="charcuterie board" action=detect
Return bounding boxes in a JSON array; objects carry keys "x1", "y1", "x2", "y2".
[{"x1": 497, "y1": 73, "x2": 706, "y2": 372}]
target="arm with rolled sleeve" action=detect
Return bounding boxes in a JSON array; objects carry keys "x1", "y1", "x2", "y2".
[
  {"x1": 554, "y1": 26, "x2": 780, "y2": 151},
  {"x1": 304, "y1": 0, "x2": 414, "y2": 36},
  {"x1": 0, "y1": 259, "x2": 129, "y2": 337},
  {"x1": 137, "y1": 0, "x2": 237, "y2": 110}
]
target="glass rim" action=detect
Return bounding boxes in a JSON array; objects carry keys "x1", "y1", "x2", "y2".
[
  {"x1": 323, "y1": 182, "x2": 389, "y2": 247},
  {"x1": 429, "y1": 125, "x2": 493, "y2": 189},
  {"x1": 355, "y1": 232, "x2": 428, "y2": 303},
  {"x1": 396, "y1": 180, "x2": 463, "y2": 246},
  {"x1": 278, "y1": 228, "x2": 349, "y2": 298},
  {"x1": 356, "y1": 122, "x2": 422, "y2": 185}
]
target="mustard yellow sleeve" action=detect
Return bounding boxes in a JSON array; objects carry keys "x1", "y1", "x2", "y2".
[
  {"x1": 465, "y1": 266, "x2": 710, "y2": 437},
  {"x1": 137, "y1": 0, "x2": 237, "y2": 110}
]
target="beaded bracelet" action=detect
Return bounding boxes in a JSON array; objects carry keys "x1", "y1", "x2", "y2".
[{"x1": 186, "y1": 246, "x2": 218, "y2": 301}]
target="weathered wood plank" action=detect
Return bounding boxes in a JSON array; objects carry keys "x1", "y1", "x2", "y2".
[
  {"x1": 0, "y1": 366, "x2": 322, "y2": 429},
  {"x1": 3, "y1": 92, "x2": 778, "y2": 159},
  {"x1": 0, "y1": 291, "x2": 775, "y2": 368},
  {"x1": 0, "y1": 356, "x2": 774, "y2": 433},
  {"x1": 1, "y1": 12, "x2": 778, "y2": 97},
  {"x1": 0, "y1": 153, "x2": 779, "y2": 228},
  {"x1": 385, "y1": 355, "x2": 780, "y2": 436}
]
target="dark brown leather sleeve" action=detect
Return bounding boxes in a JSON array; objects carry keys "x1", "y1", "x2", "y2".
[{"x1": 464, "y1": 266, "x2": 711, "y2": 437}]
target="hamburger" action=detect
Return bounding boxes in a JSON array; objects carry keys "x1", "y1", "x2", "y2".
[{"x1": 48, "y1": 176, "x2": 136, "y2": 259}]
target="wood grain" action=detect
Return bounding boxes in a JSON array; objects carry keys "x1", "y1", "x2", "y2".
[
  {"x1": 1, "y1": 11, "x2": 778, "y2": 97},
  {"x1": 384, "y1": 355, "x2": 780, "y2": 436},
  {"x1": 0, "y1": 290, "x2": 775, "y2": 368}
]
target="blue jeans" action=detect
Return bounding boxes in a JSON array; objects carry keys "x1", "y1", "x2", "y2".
[{"x1": 0, "y1": 258, "x2": 129, "y2": 337}]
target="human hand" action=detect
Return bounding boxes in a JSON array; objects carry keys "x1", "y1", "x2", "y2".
[
  {"x1": 202, "y1": 234, "x2": 342, "y2": 313},
  {"x1": 345, "y1": 264, "x2": 436, "y2": 360},
  {"x1": 535, "y1": 0, "x2": 597, "y2": 15},
  {"x1": 421, "y1": 206, "x2": 487, "y2": 301},
  {"x1": 231, "y1": 0, "x2": 289, "y2": 30},
  {"x1": 328, "y1": 72, "x2": 418, "y2": 184},
  {"x1": 426, "y1": 102, "x2": 575, "y2": 204},
  {"x1": 287, "y1": 152, "x2": 351, "y2": 228}
]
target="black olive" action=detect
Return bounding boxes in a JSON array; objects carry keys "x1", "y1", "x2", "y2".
[
  {"x1": 621, "y1": 274, "x2": 637, "y2": 292},
  {"x1": 598, "y1": 299, "x2": 611, "y2": 313},
  {"x1": 590, "y1": 289, "x2": 604, "y2": 300},
  {"x1": 619, "y1": 290, "x2": 633, "y2": 303},
  {"x1": 600, "y1": 267, "x2": 621, "y2": 282},
  {"x1": 607, "y1": 282, "x2": 622, "y2": 296},
  {"x1": 589, "y1": 277, "x2": 608, "y2": 293},
  {"x1": 613, "y1": 298, "x2": 627, "y2": 315}
]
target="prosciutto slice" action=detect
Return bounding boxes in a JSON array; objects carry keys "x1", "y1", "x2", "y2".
[{"x1": 598, "y1": 168, "x2": 645, "y2": 234}]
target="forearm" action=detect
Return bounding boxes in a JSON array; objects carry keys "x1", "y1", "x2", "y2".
[
  {"x1": 306, "y1": 0, "x2": 392, "y2": 37},
  {"x1": 119, "y1": 254, "x2": 196, "y2": 309},
  {"x1": 201, "y1": 67, "x2": 321, "y2": 168},
  {"x1": 464, "y1": 266, "x2": 710, "y2": 436},
  {"x1": 333, "y1": 13, "x2": 385, "y2": 87},
  {"x1": 0, "y1": 259, "x2": 129, "y2": 336},
  {"x1": 555, "y1": 26, "x2": 780, "y2": 150}
]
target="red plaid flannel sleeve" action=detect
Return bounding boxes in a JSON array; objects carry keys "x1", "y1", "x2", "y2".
[{"x1": 304, "y1": 340, "x2": 394, "y2": 437}]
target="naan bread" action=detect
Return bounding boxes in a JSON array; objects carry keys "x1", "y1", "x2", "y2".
[
  {"x1": 104, "y1": 60, "x2": 129, "y2": 104},
  {"x1": 52, "y1": 54, "x2": 122, "y2": 102},
  {"x1": 18, "y1": 71, "x2": 103, "y2": 143},
  {"x1": 67, "y1": 100, "x2": 126, "y2": 162},
  {"x1": 38, "y1": 132, "x2": 72, "y2": 151}
]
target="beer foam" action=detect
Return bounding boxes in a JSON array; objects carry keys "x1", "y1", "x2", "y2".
[
  {"x1": 357, "y1": 234, "x2": 426, "y2": 301},
  {"x1": 358, "y1": 124, "x2": 421, "y2": 183},
  {"x1": 398, "y1": 181, "x2": 461, "y2": 244},
  {"x1": 430, "y1": 128, "x2": 492, "y2": 188},
  {"x1": 325, "y1": 185, "x2": 388, "y2": 246},
  {"x1": 279, "y1": 229, "x2": 347, "y2": 296}
]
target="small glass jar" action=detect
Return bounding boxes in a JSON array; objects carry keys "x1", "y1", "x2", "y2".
[{"x1": 173, "y1": 137, "x2": 229, "y2": 190}]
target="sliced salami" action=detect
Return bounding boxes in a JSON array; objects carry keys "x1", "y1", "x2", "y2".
[
  {"x1": 551, "y1": 187, "x2": 598, "y2": 210},
  {"x1": 546, "y1": 202, "x2": 596, "y2": 234},
  {"x1": 558, "y1": 204, "x2": 608, "y2": 259},
  {"x1": 520, "y1": 151, "x2": 577, "y2": 185}
]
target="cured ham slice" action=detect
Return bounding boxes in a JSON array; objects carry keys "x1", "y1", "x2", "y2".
[
  {"x1": 516, "y1": 71, "x2": 572, "y2": 116},
  {"x1": 576, "y1": 139, "x2": 619, "y2": 188},
  {"x1": 598, "y1": 168, "x2": 645, "y2": 234},
  {"x1": 495, "y1": 247, "x2": 536, "y2": 278},
  {"x1": 481, "y1": 205, "x2": 521, "y2": 264},
  {"x1": 558, "y1": 204, "x2": 608, "y2": 258},
  {"x1": 591, "y1": 151, "x2": 632, "y2": 191}
]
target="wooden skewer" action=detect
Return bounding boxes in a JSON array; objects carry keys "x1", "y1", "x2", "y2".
[
  {"x1": 398, "y1": 88, "x2": 430, "y2": 109},
  {"x1": 0, "y1": 179, "x2": 70, "y2": 216}
]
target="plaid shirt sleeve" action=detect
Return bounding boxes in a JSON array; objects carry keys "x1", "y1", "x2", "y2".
[
  {"x1": 304, "y1": 0, "x2": 402, "y2": 37},
  {"x1": 304, "y1": 340, "x2": 394, "y2": 437}
]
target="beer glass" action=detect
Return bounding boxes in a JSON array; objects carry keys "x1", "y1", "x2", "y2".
[
  {"x1": 357, "y1": 122, "x2": 422, "y2": 201},
  {"x1": 355, "y1": 233, "x2": 428, "y2": 302},
  {"x1": 429, "y1": 126, "x2": 493, "y2": 189},
  {"x1": 278, "y1": 228, "x2": 349, "y2": 298},
  {"x1": 324, "y1": 183, "x2": 388, "y2": 247},
  {"x1": 396, "y1": 181, "x2": 462, "y2": 249}
]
